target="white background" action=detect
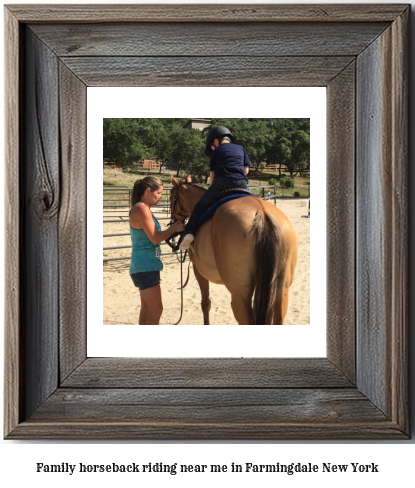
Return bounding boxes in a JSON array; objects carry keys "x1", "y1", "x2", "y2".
[
  {"x1": 88, "y1": 86, "x2": 326, "y2": 357},
  {"x1": 1, "y1": 0, "x2": 414, "y2": 486}
]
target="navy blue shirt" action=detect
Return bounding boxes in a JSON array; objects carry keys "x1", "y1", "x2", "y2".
[{"x1": 210, "y1": 143, "x2": 251, "y2": 181}]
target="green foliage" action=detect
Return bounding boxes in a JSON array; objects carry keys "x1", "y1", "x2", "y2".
[
  {"x1": 103, "y1": 118, "x2": 207, "y2": 175},
  {"x1": 103, "y1": 118, "x2": 150, "y2": 167},
  {"x1": 279, "y1": 177, "x2": 294, "y2": 189},
  {"x1": 103, "y1": 118, "x2": 311, "y2": 180},
  {"x1": 266, "y1": 119, "x2": 310, "y2": 177},
  {"x1": 269, "y1": 178, "x2": 278, "y2": 187}
]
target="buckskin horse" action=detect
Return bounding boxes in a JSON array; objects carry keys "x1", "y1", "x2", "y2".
[{"x1": 169, "y1": 175, "x2": 297, "y2": 325}]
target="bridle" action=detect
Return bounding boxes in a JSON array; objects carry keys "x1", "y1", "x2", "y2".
[
  {"x1": 166, "y1": 181, "x2": 190, "y2": 253},
  {"x1": 169, "y1": 180, "x2": 190, "y2": 226}
]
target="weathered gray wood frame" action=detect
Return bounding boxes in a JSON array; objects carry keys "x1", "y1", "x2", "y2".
[{"x1": 4, "y1": 4, "x2": 409, "y2": 439}]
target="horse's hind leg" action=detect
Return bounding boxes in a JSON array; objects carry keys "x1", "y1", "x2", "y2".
[
  {"x1": 272, "y1": 286, "x2": 289, "y2": 325},
  {"x1": 273, "y1": 253, "x2": 297, "y2": 324},
  {"x1": 273, "y1": 267, "x2": 293, "y2": 324},
  {"x1": 230, "y1": 292, "x2": 253, "y2": 325},
  {"x1": 192, "y1": 264, "x2": 211, "y2": 325}
]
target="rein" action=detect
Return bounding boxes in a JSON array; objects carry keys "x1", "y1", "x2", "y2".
[{"x1": 172, "y1": 249, "x2": 190, "y2": 325}]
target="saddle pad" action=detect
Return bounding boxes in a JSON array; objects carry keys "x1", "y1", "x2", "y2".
[{"x1": 198, "y1": 194, "x2": 254, "y2": 227}]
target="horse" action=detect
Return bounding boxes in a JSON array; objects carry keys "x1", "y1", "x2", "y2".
[{"x1": 169, "y1": 175, "x2": 297, "y2": 325}]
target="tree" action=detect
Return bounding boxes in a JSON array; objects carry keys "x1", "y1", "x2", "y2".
[
  {"x1": 291, "y1": 129, "x2": 310, "y2": 177},
  {"x1": 267, "y1": 136, "x2": 292, "y2": 176},
  {"x1": 267, "y1": 119, "x2": 310, "y2": 177},
  {"x1": 103, "y1": 118, "x2": 150, "y2": 168},
  {"x1": 155, "y1": 122, "x2": 206, "y2": 179},
  {"x1": 184, "y1": 134, "x2": 210, "y2": 182},
  {"x1": 102, "y1": 118, "x2": 310, "y2": 179}
]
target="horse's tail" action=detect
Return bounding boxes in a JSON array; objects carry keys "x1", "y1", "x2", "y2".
[{"x1": 252, "y1": 204, "x2": 284, "y2": 324}]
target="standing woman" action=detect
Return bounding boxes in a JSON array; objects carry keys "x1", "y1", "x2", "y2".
[{"x1": 129, "y1": 177, "x2": 184, "y2": 324}]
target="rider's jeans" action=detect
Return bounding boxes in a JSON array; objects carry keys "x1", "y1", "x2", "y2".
[{"x1": 184, "y1": 177, "x2": 249, "y2": 235}]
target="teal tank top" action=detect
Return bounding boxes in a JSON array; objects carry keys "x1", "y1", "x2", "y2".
[{"x1": 129, "y1": 202, "x2": 163, "y2": 274}]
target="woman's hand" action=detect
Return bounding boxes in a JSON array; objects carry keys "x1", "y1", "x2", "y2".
[
  {"x1": 170, "y1": 221, "x2": 185, "y2": 233},
  {"x1": 131, "y1": 205, "x2": 185, "y2": 244}
]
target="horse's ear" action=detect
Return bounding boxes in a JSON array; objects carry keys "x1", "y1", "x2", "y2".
[
  {"x1": 171, "y1": 175, "x2": 179, "y2": 186},
  {"x1": 186, "y1": 175, "x2": 192, "y2": 183}
]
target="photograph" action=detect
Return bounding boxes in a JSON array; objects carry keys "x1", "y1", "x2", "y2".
[{"x1": 102, "y1": 117, "x2": 311, "y2": 327}]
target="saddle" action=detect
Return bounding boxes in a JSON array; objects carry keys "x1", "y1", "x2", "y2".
[
  {"x1": 215, "y1": 187, "x2": 252, "y2": 200},
  {"x1": 198, "y1": 189, "x2": 253, "y2": 227}
]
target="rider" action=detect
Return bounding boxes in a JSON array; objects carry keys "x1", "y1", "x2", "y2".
[{"x1": 178, "y1": 126, "x2": 251, "y2": 250}]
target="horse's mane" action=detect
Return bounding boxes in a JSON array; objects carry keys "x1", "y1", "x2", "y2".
[
  {"x1": 178, "y1": 179, "x2": 206, "y2": 192},
  {"x1": 190, "y1": 183, "x2": 206, "y2": 191}
]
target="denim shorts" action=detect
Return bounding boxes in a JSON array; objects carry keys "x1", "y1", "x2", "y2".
[{"x1": 130, "y1": 271, "x2": 161, "y2": 291}]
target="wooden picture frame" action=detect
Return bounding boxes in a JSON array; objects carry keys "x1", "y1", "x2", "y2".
[{"x1": 4, "y1": 4, "x2": 409, "y2": 439}]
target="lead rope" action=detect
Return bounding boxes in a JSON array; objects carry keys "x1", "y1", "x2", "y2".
[
  {"x1": 168, "y1": 185, "x2": 190, "y2": 324},
  {"x1": 173, "y1": 249, "x2": 190, "y2": 325}
]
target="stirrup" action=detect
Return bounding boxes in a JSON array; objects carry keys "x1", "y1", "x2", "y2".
[{"x1": 165, "y1": 231, "x2": 182, "y2": 252}]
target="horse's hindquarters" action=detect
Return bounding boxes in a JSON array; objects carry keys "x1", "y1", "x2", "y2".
[
  {"x1": 210, "y1": 199, "x2": 259, "y2": 293},
  {"x1": 192, "y1": 200, "x2": 258, "y2": 290},
  {"x1": 192, "y1": 220, "x2": 223, "y2": 284}
]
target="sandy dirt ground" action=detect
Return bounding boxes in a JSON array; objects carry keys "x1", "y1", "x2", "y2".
[{"x1": 103, "y1": 198, "x2": 310, "y2": 325}]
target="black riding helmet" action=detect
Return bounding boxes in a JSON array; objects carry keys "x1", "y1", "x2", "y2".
[{"x1": 205, "y1": 126, "x2": 234, "y2": 156}]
